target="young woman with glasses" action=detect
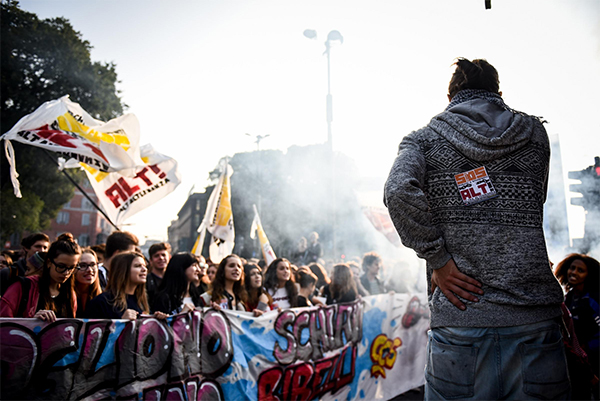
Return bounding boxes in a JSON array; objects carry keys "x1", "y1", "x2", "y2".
[
  {"x1": 0, "y1": 233, "x2": 80, "y2": 321},
  {"x1": 74, "y1": 248, "x2": 102, "y2": 318}
]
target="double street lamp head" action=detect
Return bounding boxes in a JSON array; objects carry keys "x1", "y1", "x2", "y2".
[{"x1": 303, "y1": 29, "x2": 344, "y2": 49}]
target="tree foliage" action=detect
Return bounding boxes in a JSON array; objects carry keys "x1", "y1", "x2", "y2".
[{"x1": 0, "y1": 1, "x2": 126, "y2": 241}]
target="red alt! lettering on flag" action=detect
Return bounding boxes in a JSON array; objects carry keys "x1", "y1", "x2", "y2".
[{"x1": 454, "y1": 166, "x2": 497, "y2": 206}]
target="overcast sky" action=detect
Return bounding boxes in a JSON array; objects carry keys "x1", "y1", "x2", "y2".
[{"x1": 16, "y1": 0, "x2": 600, "y2": 244}]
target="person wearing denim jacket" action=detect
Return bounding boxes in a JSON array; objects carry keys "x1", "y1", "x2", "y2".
[{"x1": 385, "y1": 58, "x2": 568, "y2": 400}]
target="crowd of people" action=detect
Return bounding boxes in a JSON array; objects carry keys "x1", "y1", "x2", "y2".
[
  {"x1": 0, "y1": 230, "x2": 403, "y2": 322},
  {"x1": 0, "y1": 230, "x2": 598, "y2": 397}
]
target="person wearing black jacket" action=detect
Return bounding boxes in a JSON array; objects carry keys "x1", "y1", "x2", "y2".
[
  {"x1": 146, "y1": 242, "x2": 171, "y2": 303},
  {"x1": 152, "y1": 253, "x2": 201, "y2": 315}
]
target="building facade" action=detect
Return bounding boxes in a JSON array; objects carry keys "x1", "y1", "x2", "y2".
[
  {"x1": 48, "y1": 180, "x2": 114, "y2": 246},
  {"x1": 167, "y1": 188, "x2": 213, "y2": 254}
]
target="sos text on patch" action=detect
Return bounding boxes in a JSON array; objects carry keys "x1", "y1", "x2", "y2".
[{"x1": 454, "y1": 166, "x2": 497, "y2": 206}]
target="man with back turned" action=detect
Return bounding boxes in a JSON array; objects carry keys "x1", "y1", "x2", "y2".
[{"x1": 384, "y1": 58, "x2": 568, "y2": 400}]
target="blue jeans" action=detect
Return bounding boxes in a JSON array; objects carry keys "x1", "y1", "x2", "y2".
[{"x1": 424, "y1": 319, "x2": 570, "y2": 400}]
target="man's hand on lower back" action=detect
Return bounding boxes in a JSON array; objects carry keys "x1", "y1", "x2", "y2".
[{"x1": 431, "y1": 258, "x2": 484, "y2": 310}]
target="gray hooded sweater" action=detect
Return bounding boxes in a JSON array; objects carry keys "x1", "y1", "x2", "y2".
[{"x1": 384, "y1": 98, "x2": 564, "y2": 328}]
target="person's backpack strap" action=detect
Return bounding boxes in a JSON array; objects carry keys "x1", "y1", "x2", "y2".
[{"x1": 16, "y1": 277, "x2": 32, "y2": 317}]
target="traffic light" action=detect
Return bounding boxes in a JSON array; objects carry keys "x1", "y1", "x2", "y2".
[
  {"x1": 568, "y1": 156, "x2": 600, "y2": 210},
  {"x1": 569, "y1": 156, "x2": 600, "y2": 253}
]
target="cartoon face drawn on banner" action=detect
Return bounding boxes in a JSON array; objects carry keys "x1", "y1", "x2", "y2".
[{"x1": 370, "y1": 334, "x2": 402, "y2": 378}]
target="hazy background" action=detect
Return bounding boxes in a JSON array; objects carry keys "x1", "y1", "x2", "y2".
[{"x1": 15, "y1": 0, "x2": 600, "y2": 250}]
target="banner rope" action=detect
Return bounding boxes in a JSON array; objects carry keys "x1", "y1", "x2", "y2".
[{"x1": 42, "y1": 149, "x2": 120, "y2": 232}]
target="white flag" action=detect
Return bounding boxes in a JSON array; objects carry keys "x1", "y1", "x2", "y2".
[
  {"x1": 250, "y1": 204, "x2": 276, "y2": 265},
  {"x1": 81, "y1": 144, "x2": 181, "y2": 227},
  {"x1": 193, "y1": 159, "x2": 234, "y2": 263},
  {"x1": 1, "y1": 96, "x2": 145, "y2": 197}
]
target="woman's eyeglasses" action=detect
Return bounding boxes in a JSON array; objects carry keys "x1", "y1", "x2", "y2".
[
  {"x1": 52, "y1": 260, "x2": 78, "y2": 273},
  {"x1": 77, "y1": 262, "x2": 97, "y2": 271}
]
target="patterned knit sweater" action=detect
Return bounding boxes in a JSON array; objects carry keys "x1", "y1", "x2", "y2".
[{"x1": 384, "y1": 99, "x2": 564, "y2": 328}]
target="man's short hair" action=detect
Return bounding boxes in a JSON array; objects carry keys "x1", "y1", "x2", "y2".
[
  {"x1": 448, "y1": 58, "x2": 500, "y2": 99},
  {"x1": 148, "y1": 242, "x2": 171, "y2": 259},
  {"x1": 90, "y1": 244, "x2": 106, "y2": 257},
  {"x1": 362, "y1": 251, "x2": 381, "y2": 273},
  {"x1": 21, "y1": 233, "x2": 50, "y2": 249},
  {"x1": 298, "y1": 270, "x2": 318, "y2": 288},
  {"x1": 105, "y1": 231, "x2": 139, "y2": 259}
]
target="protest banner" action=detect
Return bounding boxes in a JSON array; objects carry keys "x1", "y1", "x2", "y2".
[
  {"x1": 81, "y1": 144, "x2": 182, "y2": 227},
  {"x1": 1, "y1": 96, "x2": 145, "y2": 197},
  {"x1": 192, "y1": 159, "x2": 235, "y2": 263},
  {"x1": 250, "y1": 204, "x2": 277, "y2": 266},
  {"x1": 0, "y1": 293, "x2": 428, "y2": 400}
]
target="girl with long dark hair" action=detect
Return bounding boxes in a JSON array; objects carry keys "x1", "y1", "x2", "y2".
[
  {"x1": 554, "y1": 253, "x2": 600, "y2": 390},
  {"x1": 74, "y1": 247, "x2": 102, "y2": 318},
  {"x1": 1, "y1": 233, "x2": 80, "y2": 321},
  {"x1": 244, "y1": 263, "x2": 272, "y2": 316},
  {"x1": 264, "y1": 258, "x2": 298, "y2": 309},
  {"x1": 152, "y1": 253, "x2": 202, "y2": 315},
  {"x1": 84, "y1": 252, "x2": 167, "y2": 320},
  {"x1": 322, "y1": 263, "x2": 358, "y2": 305},
  {"x1": 200, "y1": 254, "x2": 247, "y2": 311}
]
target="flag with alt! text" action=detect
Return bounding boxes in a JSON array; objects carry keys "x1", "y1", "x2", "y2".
[
  {"x1": 81, "y1": 144, "x2": 181, "y2": 227},
  {"x1": 193, "y1": 159, "x2": 234, "y2": 263},
  {"x1": 1, "y1": 96, "x2": 145, "y2": 197},
  {"x1": 250, "y1": 204, "x2": 276, "y2": 265}
]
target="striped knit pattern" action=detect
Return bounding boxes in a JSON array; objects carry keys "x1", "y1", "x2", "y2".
[{"x1": 385, "y1": 107, "x2": 564, "y2": 328}]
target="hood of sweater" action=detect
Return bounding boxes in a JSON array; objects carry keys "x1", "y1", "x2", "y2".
[{"x1": 429, "y1": 98, "x2": 535, "y2": 163}]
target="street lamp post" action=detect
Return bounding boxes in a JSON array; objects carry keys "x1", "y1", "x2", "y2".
[
  {"x1": 246, "y1": 133, "x2": 270, "y2": 215},
  {"x1": 304, "y1": 29, "x2": 343, "y2": 260},
  {"x1": 304, "y1": 29, "x2": 343, "y2": 152}
]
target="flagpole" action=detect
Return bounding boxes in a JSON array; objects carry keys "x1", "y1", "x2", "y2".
[{"x1": 42, "y1": 150, "x2": 120, "y2": 231}]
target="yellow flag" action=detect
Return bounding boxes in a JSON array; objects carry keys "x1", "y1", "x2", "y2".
[
  {"x1": 193, "y1": 159, "x2": 234, "y2": 262},
  {"x1": 250, "y1": 204, "x2": 276, "y2": 265}
]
